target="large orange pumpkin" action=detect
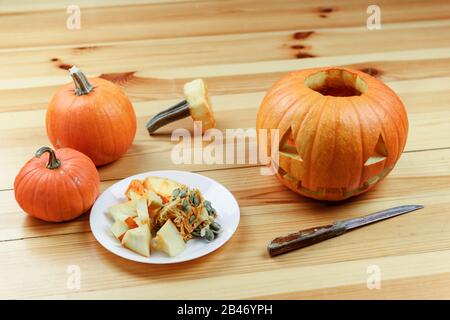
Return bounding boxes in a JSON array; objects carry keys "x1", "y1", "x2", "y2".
[
  {"x1": 46, "y1": 66, "x2": 136, "y2": 166},
  {"x1": 256, "y1": 67, "x2": 408, "y2": 201},
  {"x1": 14, "y1": 147, "x2": 100, "y2": 222}
]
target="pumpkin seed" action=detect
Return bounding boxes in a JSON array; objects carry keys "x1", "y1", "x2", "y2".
[
  {"x1": 210, "y1": 221, "x2": 221, "y2": 231},
  {"x1": 188, "y1": 192, "x2": 200, "y2": 207},
  {"x1": 192, "y1": 226, "x2": 201, "y2": 236},
  {"x1": 189, "y1": 215, "x2": 196, "y2": 224},
  {"x1": 204, "y1": 201, "x2": 214, "y2": 214},
  {"x1": 204, "y1": 228, "x2": 215, "y2": 241},
  {"x1": 192, "y1": 225, "x2": 216, "y2": 241},
  {"x1": 179, "y1": 189, "x2": 187, "y2": 198},
  {"x1": 172, "y1": 188, "x2": 180, "y2": 198},
  {"x1": 193, "y1": 195, "x2": 199, "y2": 206},
  {"x1": 181, "y1": 198, "x2": 189, "y2": 211}
]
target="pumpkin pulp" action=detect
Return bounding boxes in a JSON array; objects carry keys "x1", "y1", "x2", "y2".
[{"x1": 304, "y1": 69, "x2": 368, "y2": 97}]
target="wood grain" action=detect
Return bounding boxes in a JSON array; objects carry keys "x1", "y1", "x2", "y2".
[
  {"x1": 2, "y1": 0, "x2": 449, "y2": 49},
  {"x1": 1, "y1": 0, "x2": 450, "y2": 299}
]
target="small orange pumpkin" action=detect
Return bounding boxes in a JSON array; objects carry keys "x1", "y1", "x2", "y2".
[
  {"x1": 14, "y1": 147, "x2": 100, "y2": 222},
  {"x1": 46, "y1": 66, "x2": 136, "y2": 166},
  {"x1": 256, "y1": 67, "x2": 408, "y2": 201}
]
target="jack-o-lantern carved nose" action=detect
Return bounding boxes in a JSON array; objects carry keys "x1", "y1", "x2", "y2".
[{"x1": 364, "y1": 134, "x2": 388, "y2": 166}]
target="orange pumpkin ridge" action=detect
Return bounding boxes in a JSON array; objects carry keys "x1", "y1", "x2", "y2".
[{"x1": 256, "y1": 67, "x2": 408, "y2": 201}]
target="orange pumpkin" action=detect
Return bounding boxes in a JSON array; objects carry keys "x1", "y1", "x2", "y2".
[
  {"x1": 256, "y1": 67, "x2": 408, "y2": 201},
  {"x1": 14, "y1": 147, "x2": 100, "y2": 222},
  {"x1": 46, "y1": 66, "x2": 136, "y2": 166}
]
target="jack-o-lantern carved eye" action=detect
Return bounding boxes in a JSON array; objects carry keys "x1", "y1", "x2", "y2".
[
  {"x1": 364, "y1": 134, "x2": 387, "y2": 166},
  {"x1": 279, "y1": 127, "x2": 303, "y2": 161},
  {"x1": 277, "y1": 127, "x2": 304, "y2": 185}
]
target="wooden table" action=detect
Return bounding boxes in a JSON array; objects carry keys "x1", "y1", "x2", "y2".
[{"x1": 1, "y1": 0, "x2": 450, "y2": 300}]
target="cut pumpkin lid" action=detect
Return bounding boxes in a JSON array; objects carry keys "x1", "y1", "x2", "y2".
[{"x1": 146, "y1": 79, "x2": 216, "y2": 134}]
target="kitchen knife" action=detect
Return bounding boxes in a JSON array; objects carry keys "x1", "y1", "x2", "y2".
[{"x1": 268, "y1": 204, "x2": 424, "y2": 257}]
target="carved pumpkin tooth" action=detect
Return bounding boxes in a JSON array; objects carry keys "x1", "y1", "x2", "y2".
[{"x1": 146, "y1": 79, "x2": 216, "y2": 134}]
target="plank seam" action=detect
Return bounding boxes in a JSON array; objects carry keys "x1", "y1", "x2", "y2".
[
  {"x1": 1, "y1": 145, "x2": 450, "y2": 193},
  {"x1": 1, "y1": 18, "x2": 450, "y2": 53},
  {"x1": 0, "y1": 230, "x2": 91, "y2": 244}
]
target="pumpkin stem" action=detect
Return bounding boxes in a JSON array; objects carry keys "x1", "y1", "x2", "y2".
[
  {"x1": 146, "y1": 100, "x2": 190, "y2": 134},
  {"x1": 35, "y1": 147, "x2": 61, "y2": 169},
  {"x1": 69, "y1": 66, "x2": 94, "y2": 96}
]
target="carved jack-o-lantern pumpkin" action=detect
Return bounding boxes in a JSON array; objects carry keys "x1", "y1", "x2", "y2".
[{"x1": 256, "y1": 67, "x2": 408, "y2": 201}]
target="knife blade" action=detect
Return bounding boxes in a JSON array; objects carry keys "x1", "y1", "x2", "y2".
[{"x1": 268, "y1": 205, "x2": 424, "y2": 257}]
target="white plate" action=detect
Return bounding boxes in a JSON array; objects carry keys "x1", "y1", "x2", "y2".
[{"x1": 90, "y1": 170, "x2": 240, "y2": 264}]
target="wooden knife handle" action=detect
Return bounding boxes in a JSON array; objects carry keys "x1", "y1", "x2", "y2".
[{"x1": 268, "y1": 222, "x2": 347, "y2": 257}]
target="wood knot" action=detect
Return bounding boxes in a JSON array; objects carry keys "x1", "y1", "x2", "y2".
[
  {"x1": 50, "y1": 58, "x2": 73, "y2": 70},
  {"x1": 73, "y1": 46, "x2": 99, "y2": 53},
  {"x1": 318, "y1": 7, "x2": 334, "y2": 13},
  {"x1": 291, "y1": 45, "x2": 306, "y2": 49},
  {"x1": 317, "y1": 7, "x2": 335, "y2": 18},
  {"x1": 359, "y1": 67, "x2": 383, "y2": 78},
  {"x1": 296, "y1": 52, "x2": 316, "y2": 59},
  {"x1": 100, "y1": 71, "x2": 136, "y2": 85},
  {"x1": 293, "y1": 31, "x2": 314, "y2": 40},
  {"x1": 58, "y1": 63, "x2": 73, "y2": 70}
]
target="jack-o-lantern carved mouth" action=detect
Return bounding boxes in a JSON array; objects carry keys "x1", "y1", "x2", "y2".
[
  {"x1": 275, "y1": 126, "x2": 392, "y2": 199},
  {"x1": 277, "y1": 166, "x2": 393, "y2": 198}
]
